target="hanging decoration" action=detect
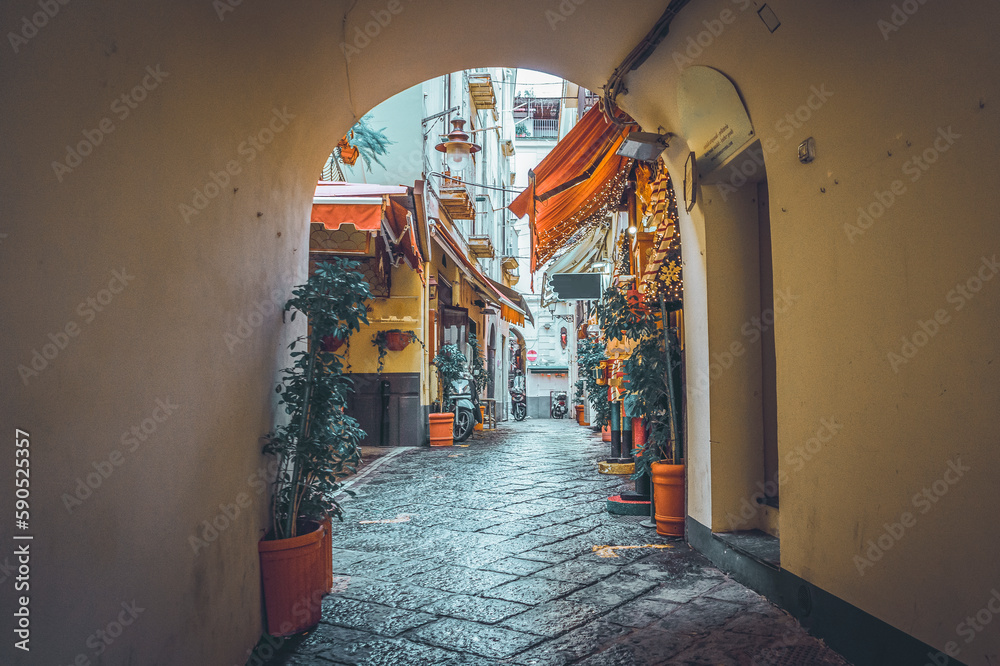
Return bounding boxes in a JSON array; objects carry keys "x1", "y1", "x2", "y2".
[
  {"x1": 337, "y1": 136, "x2": 360, "y2": 166},
  {"x1": 641, "y1": 160, "x2": 683, "y2": 305}
]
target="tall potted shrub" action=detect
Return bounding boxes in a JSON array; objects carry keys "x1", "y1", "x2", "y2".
[
  {"x1": 429, "y1": 344, "x2": 466, "y2": 445},
  {"x1": 600, "y1": 287, "x2": 685, "y2": 536},
  {"x1": 576, "y1": 337, "x2": 611, "y2": 430},
  {"x1": 259, "y1": 259, "x2": 372, "y2": 636}
]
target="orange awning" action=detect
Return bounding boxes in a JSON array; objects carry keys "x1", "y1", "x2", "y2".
[
  {"x1": 508, "y1": 106, "x2": 635, "y2": 273},
  {"x1": 310, "y1": 181, "x2": 409, "y2": 231},
  {"x1": 384, "y1": 197, "x2": 424, "y2": 271},
  {"x1": 311, "y1": 203, "x2": 382, "y2": 230}
]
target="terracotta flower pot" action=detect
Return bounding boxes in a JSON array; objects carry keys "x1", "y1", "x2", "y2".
[
  {"x1": 258, "y1": 520, "x2": 326, "y2": 636},
  {"x1": 650, "y1": 462, "x2": 685, "y2": 537},
  {"x1": 320, "y1": 516, "x2": 333, "y2": 593},
  {"x1": 575, "y1": 404, "x2": 585, "y2": 425},
  {"x1": 429, "y1": 412, "x2": 454, "y2": 446},
  {"x1": 321, "y1": 334, "x2": 346, "y2": 353},
  {"x1": 602, "y1": 425, "x2": 611, "y2": 442},
  {"x1": 384, "y1": 330, "x2": 412, "y2": 352}
]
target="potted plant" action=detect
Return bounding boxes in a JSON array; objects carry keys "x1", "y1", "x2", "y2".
[
  {"x1": 468, "y1": 333, "x2": 487, "y2": 428},
  {"x1": 607, "y1": 288, "x2": 685, "y2": 537},
  {"x1": 429, "y1": 344, "x2": 467, "y2": 445},
  {"x1": 259, "y1": 258, "x2": 372, "y2": 636},
  {"x1": 573, "y1": 380, "x2": 586, "y2": 425},
  {"x1": 576, "y1": 336, "x2": 611, "y2": 435},
  {"x1": 372, "y1": 329, "x2": 424, "y2": 374}
]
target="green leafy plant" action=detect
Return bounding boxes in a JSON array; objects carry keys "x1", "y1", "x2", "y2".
[
  {"x1": 573, "y1": 379, "x2": 585, "y2": 406},
  {"x1": 322, "y1": 115, "x2": 395, "y2": 181},
  {"x1": 346, "y1": 115, "x2": 394, "y2": 171},
  {"x1": 576, "y1": 336, "x2": 610, "y2": 427},
  {"x1": 371, "y1": 329, "x2": 424, "y2": 375},
  {"x1": 595, "y1": 286, "x2": 684, "y2": 477},
  {"x1": 431, "y1": 344, "x2": 466, "y2": 407},
  {"x1": 467, "y1": 333, "x2": 487, "y2": 397},
  {"x1": 263, "y1": 259, "x2": 373, "y2": 540}
]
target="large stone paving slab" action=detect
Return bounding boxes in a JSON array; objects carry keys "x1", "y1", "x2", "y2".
[{"x1": 260, "y1": 419, "x2": 851, "y2": 666}]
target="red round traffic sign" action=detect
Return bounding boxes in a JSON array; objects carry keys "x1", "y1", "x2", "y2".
[{"x1": 526, "y1": 349, "x2": 538, "y2": 362}]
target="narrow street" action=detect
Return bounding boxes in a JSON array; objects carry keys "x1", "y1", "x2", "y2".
[{"x1": 266, "y1": 419, "x2": 848, "y2": 666}]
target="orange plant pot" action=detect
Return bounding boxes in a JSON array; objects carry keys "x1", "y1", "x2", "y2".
[
  {"x1": 651, "y1": 462, "x2": 685, "y2": 537},
  {"x1": 602, "y1": 425, "x2": 611, "y2": 442},
  {"x1": 384, "y1": 330, "x2": 412, "y2": 352},
  {"x1": 258, "y1": 521, "x2": 326, "y2": 636},
  {"x1": 320, "y1": 516, "x2": 333, "y2": 593},
  {"x1": 475, "y1": 405, "x2": 484, "y2": 431},
  {"x1": 575, "y1": 404, "x2": 585, "y2": 425},
  {"x1": 429, "y1": 412, "x2": 454, "y2": 446}
]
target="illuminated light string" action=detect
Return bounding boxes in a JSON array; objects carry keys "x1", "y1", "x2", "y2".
[
  {"x1": 536, "y1": 164, "x2": 632, "y2": 269},
  {"x1": 639, "y1": 167, "x2": 682, "y2": 303}
]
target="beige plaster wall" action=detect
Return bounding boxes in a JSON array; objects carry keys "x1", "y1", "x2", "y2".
[
  {"x1": 701, "y1": 181, "x2": 766, "y2": 533},
  {"x1": 624, "y1": 0, "x2": 1000, "y2": 659}
]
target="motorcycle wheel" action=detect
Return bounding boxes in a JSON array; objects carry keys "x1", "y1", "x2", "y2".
[
  {"x1": 454, "y1": 409, "x2": 475, "y2": 442},
  {"x1": 513, "y1": 402, "x2": 527, "y2": 421}
]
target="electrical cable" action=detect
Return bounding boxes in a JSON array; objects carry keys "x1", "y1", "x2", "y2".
[
  {"x1": 427, "y1": 172, "x2": 525, "y2": 195},
  {"x1": 601, "y1": 0, "x2": 691, "y2": 127}
]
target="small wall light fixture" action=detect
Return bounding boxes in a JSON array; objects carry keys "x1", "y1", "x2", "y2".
[{"x1": 616, "y1": 132, "x2": 672, "y2": 162}]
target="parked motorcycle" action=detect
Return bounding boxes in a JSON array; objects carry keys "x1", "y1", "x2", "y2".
[
  {"x1": 448, "y1": 373, "x2": 481, "y2": 442},
  {"x1": 511, "y1": 388, "x2": 527, "y2": 421},
  {"x1": 550, "y1": 390, "x2": 569, "y2": 419},
  {"x1": 511, "y1": 373, "x2": 527, "y2": 421}
]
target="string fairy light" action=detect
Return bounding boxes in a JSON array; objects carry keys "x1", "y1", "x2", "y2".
[{"x1": 535, "y1": 162, "x2": 632, "y2": 268}]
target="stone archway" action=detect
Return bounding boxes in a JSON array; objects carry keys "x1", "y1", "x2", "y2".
[{"x1": 3, "y1": 1, "x2": 997, "y2": 663}]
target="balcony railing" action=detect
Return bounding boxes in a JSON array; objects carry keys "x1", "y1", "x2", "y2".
[{"x1": 515, "y1": 118, "x2": 559, "y2": 139}]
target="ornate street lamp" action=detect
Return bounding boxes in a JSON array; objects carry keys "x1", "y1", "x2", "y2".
[{"x1": 434, "y1": 118, "x2": 481, "y2": 175}]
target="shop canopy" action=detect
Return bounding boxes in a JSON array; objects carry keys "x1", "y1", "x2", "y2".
[
  {"x1": 310, "y1": 181, "x2": 409, "y2": 231},
  {"x1": 508, "y1": 105, "x2": 636, "y2": 273},
  {"x1": 311, "y1": 181, "x2": 423, "y2": 271},
  {"x1": 430, "y1": 222, "x2": 530, "y2": 327}
]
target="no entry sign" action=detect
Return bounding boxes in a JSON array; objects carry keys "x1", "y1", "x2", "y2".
[{"x1": 526, "y1": 349, "x2": 538, "y2": 362}]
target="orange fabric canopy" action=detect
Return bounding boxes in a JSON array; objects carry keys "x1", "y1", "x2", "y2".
[
  {"x1": 508, "y1": 105, "x2": 635, "y2": 273},
  {"x1": 310, "y1": 181, "x2": 411, "y2": 231},
  {"x1": 310, "y1": 203, "x2": 382, "y2": 230},
  {"x1": 384, "y1": 198, "x2": 424, "y2": 271},
  {"x1": 430, "y1": 223, "x2": 527, "y2": 325}
]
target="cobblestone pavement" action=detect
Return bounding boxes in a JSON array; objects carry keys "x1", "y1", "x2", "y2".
[{"x1": 263, "y1": 419, "x2": 850, "y2": 666}]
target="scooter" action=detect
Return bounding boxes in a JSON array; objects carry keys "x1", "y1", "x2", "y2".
[
  {"x1": 448, "y1": 373, "x2": 481, "y2": 443},
  {"x1": 550, "y1": 390, "x2": 569, "y2": 419},
  {"x1": 510, "y1": 373, "x2": 527, "y2": 421},
  {"x1": 511, "y1": 387, "x2": 527, "y2": 421}
]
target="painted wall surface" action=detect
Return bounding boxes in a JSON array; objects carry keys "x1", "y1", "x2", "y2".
[
  {"x1": 701, "y1": 180, "x2": 767, "y2": 533},
  {"x1": 343, "y1": 264, "x2": 425, "y2": 377},
  {"x1": 623, "y1": 0, "x2": 1000, "y2": 659},
  {"x1": 2, "y1": 0, "x2": 999, "y2": 663}
]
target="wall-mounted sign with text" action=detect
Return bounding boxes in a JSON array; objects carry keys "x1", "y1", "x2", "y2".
[{"x1": 677, "y1": 66, "x2": 755, "y2": 175}]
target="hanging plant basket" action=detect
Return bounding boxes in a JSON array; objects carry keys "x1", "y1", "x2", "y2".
[
  {"x1": 385, "y1": 330, "x2": 413, "y2": 351},
  {"x1": 337, "y1": 136, "x2": 360, "y2": 166},
  {"x1": 321, "y1": 333, "x2": 346, "y2": 353}
]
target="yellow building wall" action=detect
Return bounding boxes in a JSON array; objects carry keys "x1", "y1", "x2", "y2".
[{"x1": 342, "y1": 262, "x2": 427, "y2": 381}]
